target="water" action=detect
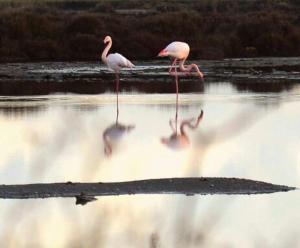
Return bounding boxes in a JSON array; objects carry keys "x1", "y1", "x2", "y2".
[{"x1": 0, "y1": 60, "x2": 300, "y2": 247}]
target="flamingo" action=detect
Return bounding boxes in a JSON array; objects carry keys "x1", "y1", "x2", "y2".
[
  {"x1": 102, "y1": 35, "x2": 134, "y2": 120},
  {"x1": 158, "y1": 41, "x2": 204, "y2": 98}
]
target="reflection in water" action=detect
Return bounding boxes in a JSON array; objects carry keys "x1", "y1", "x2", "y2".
[
  {"x1": 186, "y1": 108, "x2": 263, "y2": 177},
  {"x1": 161, "y1": 109, "x2": 204, "y2": 150},
  {"x1": 1, "y1": 84, "x2": 300, "y2": 247},
  {"x1": 102, "y1": 94, "x2": 135, "y2": 157},
  {"x1": 169, "y1": 107, "x2": 263, "y2": 247},
  {"x1": 161, "y1": 77, "x2": 204, "y2": 150},
  {"x1": 232, "y1": 80, "x2": 296, "y2": 93},
  {"x1": 103, "y1": 122, "x2": 135, "y2": 157}
]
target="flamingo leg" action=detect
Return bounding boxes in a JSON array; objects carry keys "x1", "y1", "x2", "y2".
[
  {"x1": 174, "y1": 64, "x2": 179, "y2": 134},
  {"x1": 175, "y1": 61, "x2": 179, "y2": 98},
  {"x1": 169, "y1": 119, "x2": 177, "y2": 133},
  {"x1": 115, "y1": 73, "x2": 119, "y2": 124},
  {"x1": 175, "y1": 101, "x2": 178, "y2": 135},
  {"x1": 169, "y1": 58, "x2": 177, "y2": 74}
]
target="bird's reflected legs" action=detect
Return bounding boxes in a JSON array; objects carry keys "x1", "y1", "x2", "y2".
[
  {"x1": 169, "y1": 120, "x2": 177, "y2": 133},
  {"x1": 115, "y1": 73, "x2": 120, "y2": 124}
]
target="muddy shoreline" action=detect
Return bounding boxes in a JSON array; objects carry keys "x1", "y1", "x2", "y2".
[
  {"x1": 0, "y1": 58, "x2": 299, "y2": 95},
  {"x1": 0, "y1": 177, "x2": 295, "y2": 205}
]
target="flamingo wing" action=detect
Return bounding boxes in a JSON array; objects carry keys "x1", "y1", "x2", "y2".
[
  {"x1": 107, "y1": 53, "x2": 134, "y2": 72},
  {"x1": 165, "y1": 42, "x2": 190, "y2": 59}
]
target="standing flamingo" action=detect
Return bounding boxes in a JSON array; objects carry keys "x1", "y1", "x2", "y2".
[
  {"x1": 102, "y1": 35, "x2": 134, "y2": 121},
  {"x1": 158, "y1": 41, "x2": 204, "y2": 97}
]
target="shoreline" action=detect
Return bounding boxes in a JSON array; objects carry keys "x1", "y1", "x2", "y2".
[{"x1": 0, "y1": 177, "x2": 295, "y2": 205}]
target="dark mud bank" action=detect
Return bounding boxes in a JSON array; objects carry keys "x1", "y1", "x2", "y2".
[
  {"x1": 0, "y1": 58, "x2": 300, "y2": 95},
  {"x1": 0, "y1": 177, "x2": 296, "y2": 205}
]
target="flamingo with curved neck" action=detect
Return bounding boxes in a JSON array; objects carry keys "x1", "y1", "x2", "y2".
[
  {"x1": 101, "y1": 37, "x2": 112, "y2": 65},
  {"x1": 158, "y1": 41, "x2": 204, "y2": 98}
]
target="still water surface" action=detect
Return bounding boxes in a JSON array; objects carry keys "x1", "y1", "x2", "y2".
[{"x1": 0, "y1": 82, "x2": 300, "y2": 247}]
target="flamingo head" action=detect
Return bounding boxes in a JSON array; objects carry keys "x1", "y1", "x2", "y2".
[
  {"x1": 157, "y1": 49, "x2": 169, "y2": 57},
  {"x1": 103, "y1": 36, "x2": 112, "y2": 44}
]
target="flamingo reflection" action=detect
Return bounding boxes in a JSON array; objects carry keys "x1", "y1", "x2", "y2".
[
  {"x1": 161, "y1": 107, "x2": 204, "y2": 150},
  {"x1": 102, "y1": 103, "x2": 135, "y2": 157},
  {"x1": 103, "y1": 123, "x2": 134, "y2": 157}
]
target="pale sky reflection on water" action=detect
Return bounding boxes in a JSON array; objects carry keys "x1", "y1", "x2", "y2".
[{"x1": 0, "y1": 84, "x2": 300, "y2": 247}]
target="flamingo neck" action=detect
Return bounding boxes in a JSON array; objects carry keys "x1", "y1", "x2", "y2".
[
  {"x1": 102, "y1": 40, "x2": 112, "y2": 64},
  {"x1": 103, "y1": 133, "x2": 112, "y2": 156},
  {"x1": 179, "y1": 58, "x2": 188, "y2": 72},
  {"x1": 179, "y1": 59, "x2": 204, "y2": 78},
  {"x1": 180, "y1": 122, "x2": 188, "y2": 137}
]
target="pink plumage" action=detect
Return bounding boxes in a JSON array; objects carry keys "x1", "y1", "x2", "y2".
[
  {"x1": 158, "y1": 41, "x2": 190, "y2": 60},
  {"x1": 158, "y1": 41, "x2": 204, "y2": 79},
  {"x1": 158, "y1": 40, "x2": 204, "y2": 99}
]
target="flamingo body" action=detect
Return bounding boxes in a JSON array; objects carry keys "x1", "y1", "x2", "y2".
[
  {"x1": 161, "y1": 134, "x2": 190, "y2": 150},
  {"x1": 106, "y1": 53, "x2": 134, "y2": 72},
  {"x1": 158, "y1": 41, "x2": 204, "y2": 80},
  {"x1": 104, "y1": 123, "x2": 134, "y2": 140},
  {"x1": 102, "y1": 36, "x2": 134, "y2": 72},
  {"x1": 159, "y1": 41, "x2": 190, "y2": 60}
]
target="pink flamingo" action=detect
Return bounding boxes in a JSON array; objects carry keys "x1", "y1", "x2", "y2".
[
  {"x1": 102, "y1": 35, "x2": 134, "y2": 121},
  {"x1": 158, "y1": 41, "x2": 204, "y2": 97}
]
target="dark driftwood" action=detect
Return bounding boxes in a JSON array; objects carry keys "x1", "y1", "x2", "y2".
[{"x1": 0, "y1": 177, "x2": 295, "y2": 205}]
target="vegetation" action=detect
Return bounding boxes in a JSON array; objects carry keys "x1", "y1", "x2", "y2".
[{"x1": 0, "y1": 0, "x2": 300, "y2": 62}]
